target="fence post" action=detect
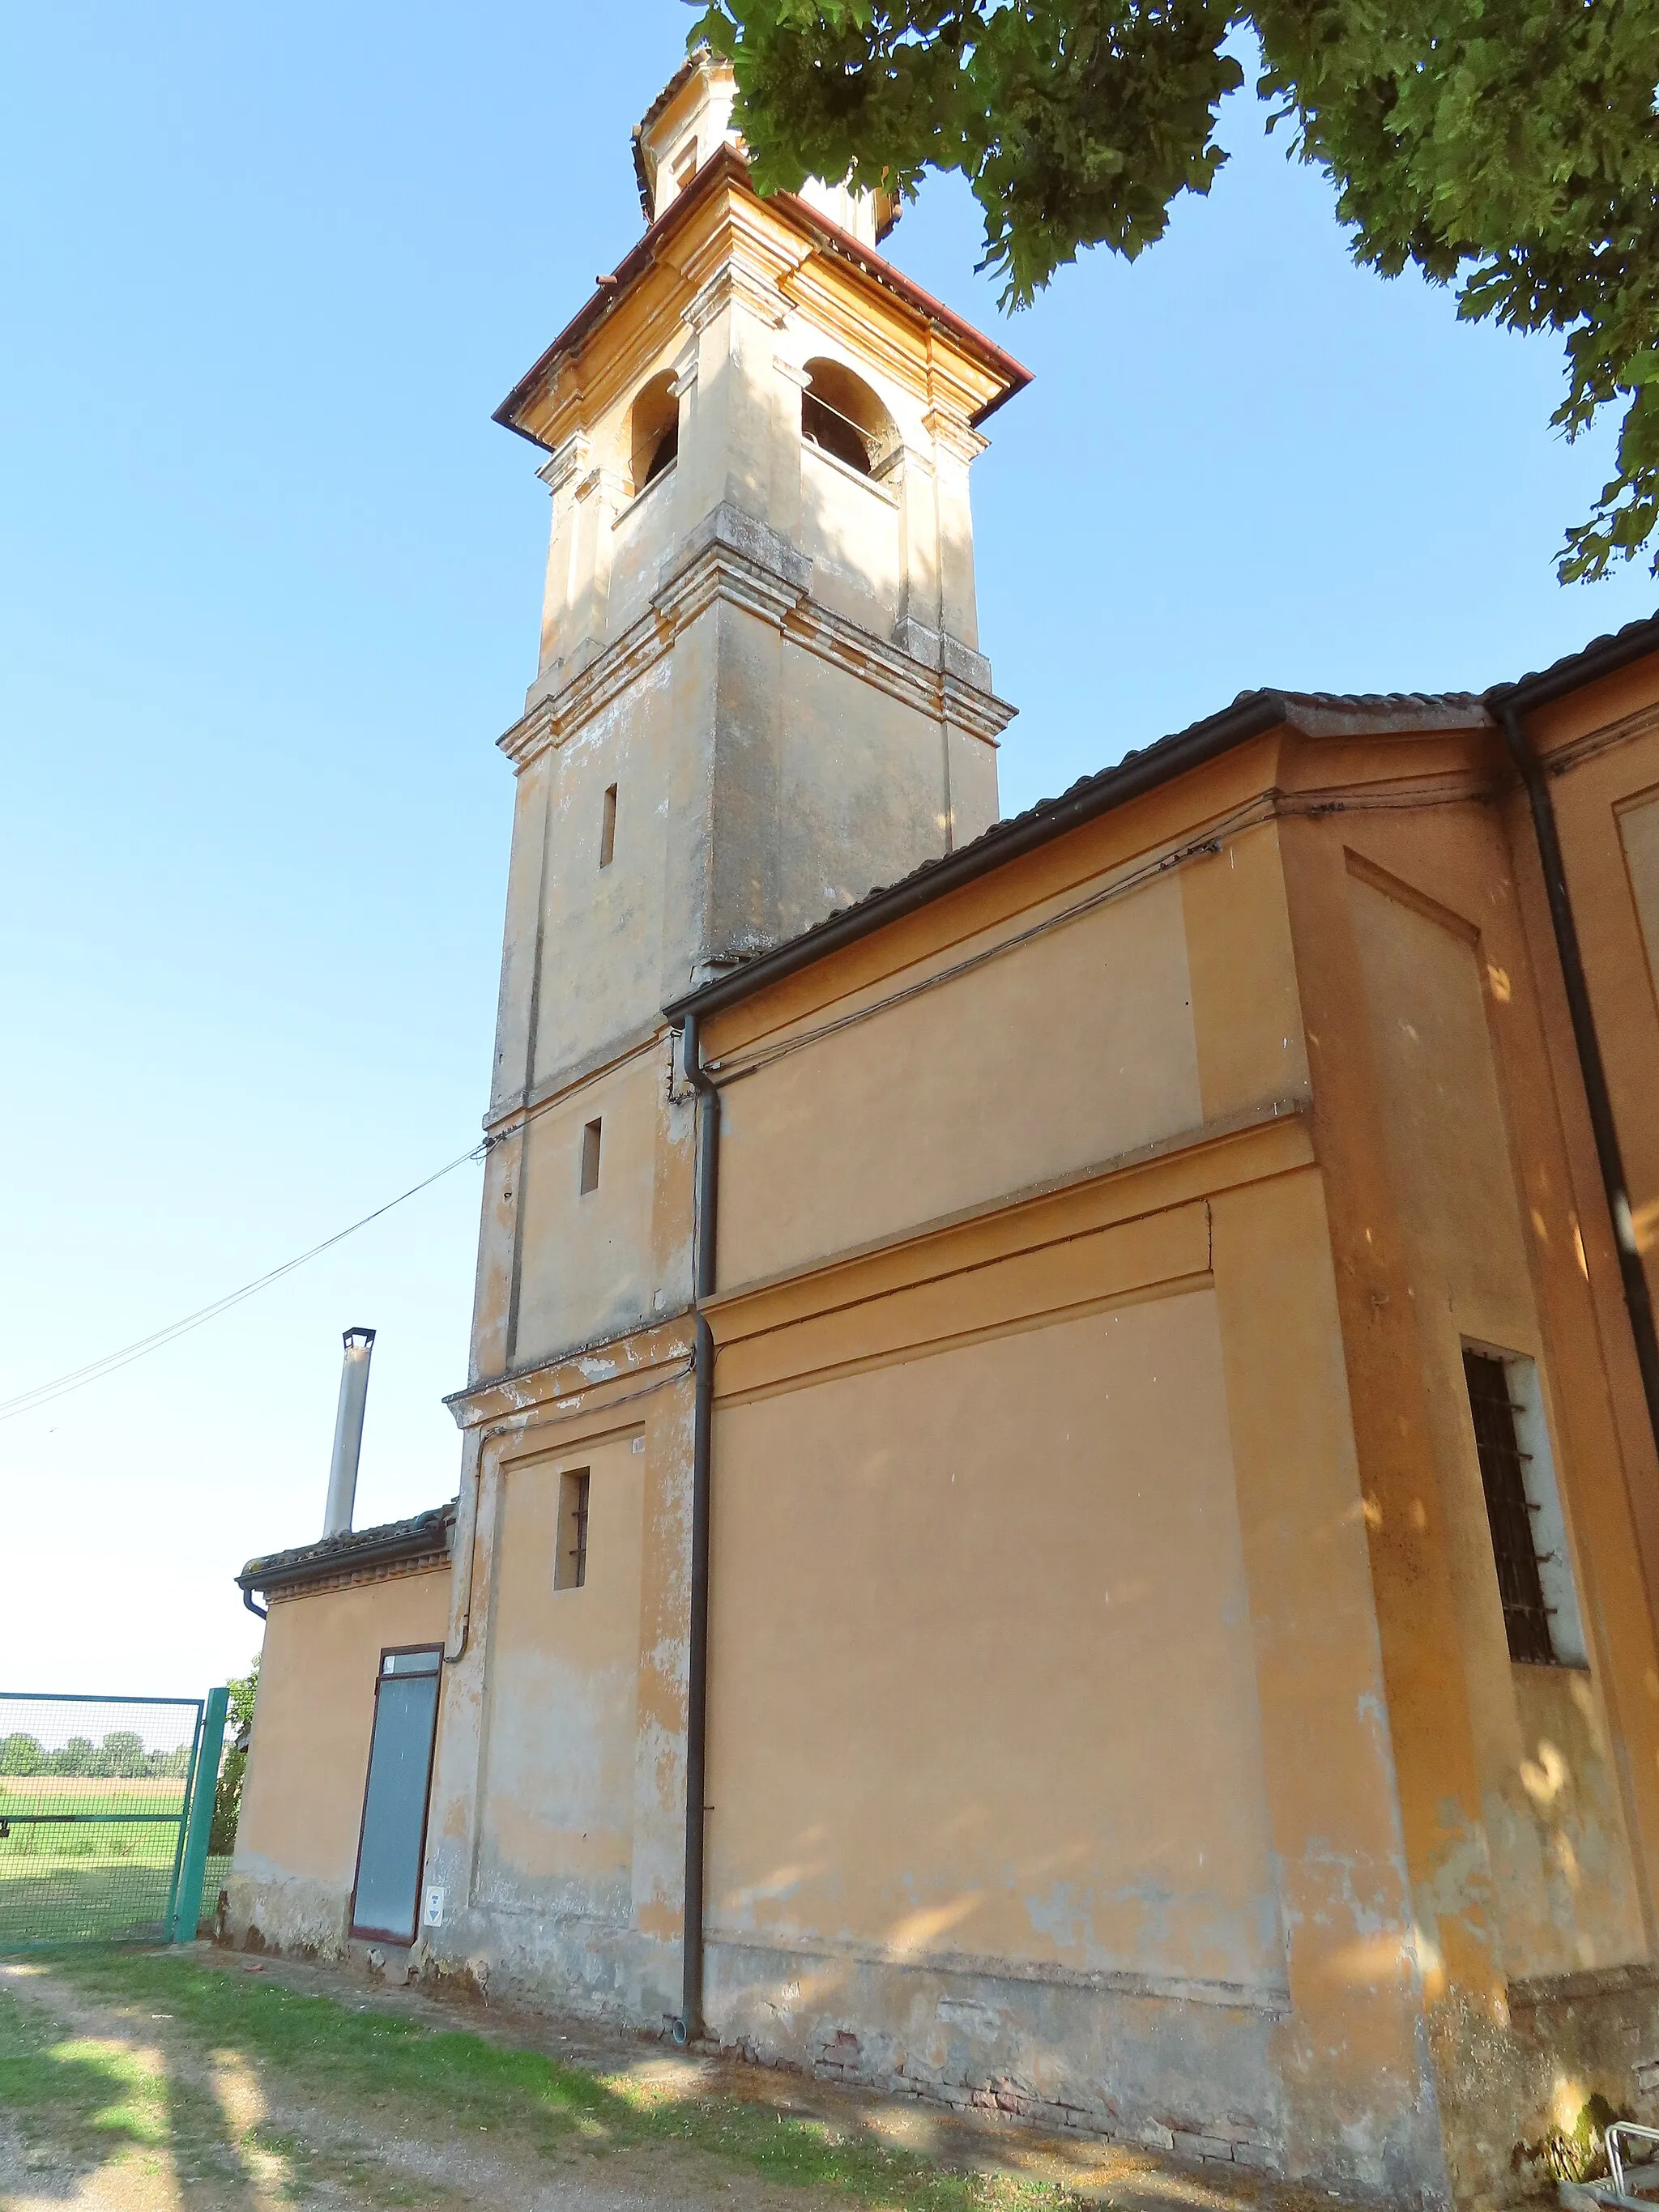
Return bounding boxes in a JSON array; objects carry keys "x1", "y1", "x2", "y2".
[{"x1": 169, "y1": 1686, "x2": 228, "y2": 1944}]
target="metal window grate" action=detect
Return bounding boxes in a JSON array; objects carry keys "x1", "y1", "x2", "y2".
[
  {"x1": 1464, "y1": 1349, "x2": 1556, "y2": 1665},
  {"x1": 556, "y1": 1469, "x2": 590, "y2": 1592}
]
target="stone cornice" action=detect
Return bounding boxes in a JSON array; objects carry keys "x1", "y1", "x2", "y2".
[
  {"x1": 499, "y1": 503, "x2": 1015, "y2": 772},
  {"x1": 446, "y1": 1315, "x2": 696, "y2": 1433}
]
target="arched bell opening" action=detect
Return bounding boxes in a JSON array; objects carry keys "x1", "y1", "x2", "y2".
[
  {"x1": 629, "y1": 370, "x2": 680, "y2": 495},
  {"x1": 800, "y1": 358, "x2": 899, "y2": 479}
]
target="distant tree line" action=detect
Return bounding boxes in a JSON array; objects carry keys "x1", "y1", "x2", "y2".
[{"x1": 0, "y1": 1730, "x2": 194, "y2": 1779}]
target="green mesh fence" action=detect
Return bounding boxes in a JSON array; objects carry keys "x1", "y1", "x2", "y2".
[{"x1": 0, "y1": 1692, "x2": 224, "y2": 1948}]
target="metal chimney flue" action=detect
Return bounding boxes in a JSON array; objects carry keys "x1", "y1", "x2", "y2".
[{"x1": 323, "y1": 1327, "x2": 376, "y2": 1539}]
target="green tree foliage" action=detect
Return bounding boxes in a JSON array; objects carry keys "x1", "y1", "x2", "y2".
[
  {"x1": 0, "y1": 1733, "x2": 46, "y2": 1776},
  {"x1": 98, "y1": 1731, "x2": 147, "y2": 1779},
  {"x1": 209, "y1": 1656, "x2": 260, "y2": 1857},
  {"x1": 691, "y1": 0, "x2": 1659, "y2": 582},
  {"x1": 51, "y1": 1736, "x2": 96, "y2": 1777}
]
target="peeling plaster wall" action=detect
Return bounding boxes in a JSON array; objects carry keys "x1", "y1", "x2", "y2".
[
  {"x1": 418, "y1": 1373, "x2": 696, "y2": 2031},
  {"x1": 710, "y1": 1941, "x2": 1285, "y2": 2163},
  {"x1": 474, "y1": 1434, "x2": 644, "y2": 1938}
]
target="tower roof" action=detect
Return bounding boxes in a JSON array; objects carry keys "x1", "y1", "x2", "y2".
[{"x1": 493, "y1": 142, "x2": 1030, "y2": 452}]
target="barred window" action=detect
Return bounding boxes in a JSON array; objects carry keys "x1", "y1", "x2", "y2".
[
  {"x1": 1463, "y1": 1348, "x2": 1584, "y2": 1668},
  {"x1": 555, "y1": 1470, "x2": 590, "y2": 1592}
]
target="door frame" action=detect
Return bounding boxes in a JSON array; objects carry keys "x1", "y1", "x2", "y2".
[{"x1": 348, "y1": 1643, "x2": 443, "y2": 1946}]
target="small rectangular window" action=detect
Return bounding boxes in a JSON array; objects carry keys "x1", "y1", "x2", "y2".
[
  {"x1": 555, "y1": 1469, "x2": 590, "y2": 1591},
  {"x1": 599, "y1": 783, "x2": 616, "y2": 869},
  {"x1": 579, "y1": 1118, "x2": 602, "y2": 1195},
  {"x1": 1463, "y1": 1347, "x2": 1586, "y2": 1668},
  {"x1": 672, "y1": 140, "x2": 698, "y2": 194}
]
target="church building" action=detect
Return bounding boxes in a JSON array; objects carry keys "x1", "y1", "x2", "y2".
[{"x1": 232, "y1": 51, "x2": 1659, "y2": 2207}]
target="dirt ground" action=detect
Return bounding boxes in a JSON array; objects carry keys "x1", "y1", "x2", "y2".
[{"x1": 0, "y1": 1947, "x2": 1346, "y2": 2212}]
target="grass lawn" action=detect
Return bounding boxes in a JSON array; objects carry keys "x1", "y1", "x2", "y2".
[
  {"x1": 0, "y1": 1778, "x2": 230, "y2": 1947},
  {"x1": 0, "y1": 1946, "x2": 1083, "y2": 2211},
  {"x1": 0, "y1": 1853, "x2": 232, "y2": 1947}
]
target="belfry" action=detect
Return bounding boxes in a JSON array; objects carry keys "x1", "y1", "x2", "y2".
[{"x1": 234, "y1": 49, "x2": 1659, "y2": 2212}]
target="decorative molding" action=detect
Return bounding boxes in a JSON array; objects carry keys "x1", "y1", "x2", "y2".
[
  {"x1": 704, "y1": 1100, "x2": 1313, "y2": 1340},
  {"x1": 484, "y1": 1019, "x2": 668, "y2": 1138},
  {"x1": 267, "y1": 1550, "x2": 450, "y2": 1603},
  {"x1": 574, "y1": 465, "x2": 629, "y2": 507},
  {"x1": 680, "y1": 257, "x2": 789, "y2": 339},
  {"x1": 446, "y1": 1315, "x2": 696, "y2": 1431},
  {"x1": 535, "y1": 432, "x2": 591, "y2": 496},
  {"x1": 1550, "y1": 698, "x2": 1659, "y2": 783},
  {"x1": 497, "y1": 501, "x2": 1016, "y2": 771},
  {"x1": 922, "y1": 404, "x2": 988, "y2": 466}
]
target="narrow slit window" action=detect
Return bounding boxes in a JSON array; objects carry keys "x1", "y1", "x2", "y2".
[
  {"x1": 672, "y1": 140, "x2": 698, "y2": 194},
  {"x1": 1463, "y1": 1348, "x2": 1585, "y2": 1667},
  {"x1": 555, "y1": 1469, "x2": 590, "y2": 1590},
  {"x1": 599, "y1": 783, "x2": 617, "y2": 869},
  {"x1": 579, "y1": 1117, "x2": 602, "y2": 1195}
]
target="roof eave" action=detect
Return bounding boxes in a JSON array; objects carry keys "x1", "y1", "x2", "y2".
[
  {"x1": 237, "y1": 1506, "x2": 456, "y2": 1598},
  {"x1": 1486, "y1": 610, "x2": 1659, "y2": 715},
  {"x1": 491, "y1": 145, "x2": 1030, "y2": 451}
]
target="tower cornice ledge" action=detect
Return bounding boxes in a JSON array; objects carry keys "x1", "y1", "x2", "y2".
[{"x1": 501, "y1": 501, "x2": 1015, "y2": 772}]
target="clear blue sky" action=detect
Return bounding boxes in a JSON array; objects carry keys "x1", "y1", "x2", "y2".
[{"x1": 3, "y1": 0, "x2": 1653, "y2": 1697}]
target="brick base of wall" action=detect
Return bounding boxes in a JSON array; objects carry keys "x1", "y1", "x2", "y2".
[{"x1": 716, "y1": 2024, "x2": 1282, "y2": 2174}]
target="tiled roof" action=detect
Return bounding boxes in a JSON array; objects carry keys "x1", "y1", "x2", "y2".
[
  {"x1": 665, "y1": 683, "x2": 1489, "y2": 1020},
  {"x1": 238, "y1": 1503, "x2": 456, "y2": 1596},
  {"x1": 629, "y1": 48, "x2": 709, "y2": 217},
  {"x1": 1486, "y1": 610, "x2": 1659, "y2": 707}
]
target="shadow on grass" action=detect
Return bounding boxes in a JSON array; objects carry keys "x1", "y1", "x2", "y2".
[
  {"x1": 34, "y1": 1946, "x2": 1081, "y2": 2211},
  {"x1": 0, "y1": 1980, "x2": 166, "y2": 2172},
  {"x1": 1, "y1": 1972, "x2": 286, "y2": 2209}
]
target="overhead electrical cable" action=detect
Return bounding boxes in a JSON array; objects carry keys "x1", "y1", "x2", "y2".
[{"x1": 0, "y1": 1142, "x2": 488, "y2": 1426}]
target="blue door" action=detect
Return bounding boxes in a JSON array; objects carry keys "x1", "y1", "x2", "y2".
[{"x1": 349, "y1": 1647, "x2": 441, "y2": 1944}]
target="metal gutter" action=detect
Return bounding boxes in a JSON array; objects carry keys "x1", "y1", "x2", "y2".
[
  {"x1": 676, "y1": 1011, "x2": 720, "y2": 2044},
  {"x1": 1486, "y1": 616, "x2": 1659, "y2": 1475},
  {"x1": 237, "y1": 1504, "x2": 457, "y2": 1602}
]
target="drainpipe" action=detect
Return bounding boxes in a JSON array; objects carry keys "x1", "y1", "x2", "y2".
[
  {"x1": 1498, "y1": 701, "x2": 1659, "y2": 1468},
  {"x1": 322, "y1": 1327, "x2": 377, "y2": 1540},
  {"x1": 676, "y1": 1010, "x2": 719, "y2": 2044}
]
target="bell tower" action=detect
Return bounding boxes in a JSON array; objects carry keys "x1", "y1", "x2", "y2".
[
  {"x1": 467, "y1": 49, "x2": 1026, "y2": 1381},
  {"x1": 430, "y1": 53, "x2": 1026, "y2": 2022}
]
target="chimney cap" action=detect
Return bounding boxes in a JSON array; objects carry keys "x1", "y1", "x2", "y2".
[{"x1": 342, "y1": 1326, "x2": 376, "y2": 1350}]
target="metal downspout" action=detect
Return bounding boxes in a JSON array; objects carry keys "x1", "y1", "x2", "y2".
[
  {"x1": 678, "y1": 1009, "x2": 719, "y2": 2042},
  {"x1": 1499, "y1": 700, "x2": 1659, "y2": 1468}
]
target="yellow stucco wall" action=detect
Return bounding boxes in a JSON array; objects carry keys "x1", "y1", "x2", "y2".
[
  {"x1": 476, "y1": 1430, "x2": 645, "y2": 1916},
  {"x1": 707, "y1": 1290, "x2": 1280, "y2": 1992},
  {"x1": 1348, "y1": 861, "x2": 1645, "y2": 1979},
  {"x1": 715, "y1": 868, "x2": 1205, "y2": 1289},
  {"x1": 232, "y1": 1566, "x2": 450, "y2": 1954}
]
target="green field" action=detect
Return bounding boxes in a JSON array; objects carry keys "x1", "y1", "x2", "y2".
[{"x1": 0, "y1": 1778, "x2": 228, "y2": 1947}]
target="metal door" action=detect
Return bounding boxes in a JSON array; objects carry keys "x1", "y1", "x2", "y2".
[{"x1": 348, "y1": 1648, "x2": 441, "y2": 1946}]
